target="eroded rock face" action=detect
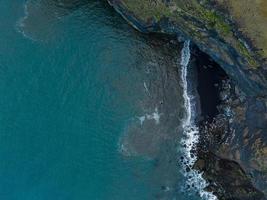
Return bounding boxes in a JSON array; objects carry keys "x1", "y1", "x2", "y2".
[
  {"x1": 107, "y1": 0, "x2": 267, "y2": 96},
  {"x1": 195, "y1": 151, "x2": 266, "y2": 200},
  {"x1": 107, "y1": 0, "x2": 267, "y2": 199},
  {"x1": 197, "y1": 76, "x2": 267, "y2": 198},
  {"x1": 217, "y1": 95, "x2": 267, "y2": 196},
  {"x1": 196, "y1": 121, "x2": 267, "y2": 199}
]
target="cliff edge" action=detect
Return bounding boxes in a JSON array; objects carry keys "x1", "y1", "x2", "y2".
[
  {"x1": 107, "y1": 0, "x2": 267, "y2": 97},
  {"x1": 107, "y1": 0, "x2": 267, "y2": 199}
]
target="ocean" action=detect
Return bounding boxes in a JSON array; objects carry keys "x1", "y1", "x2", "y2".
[{"x1": 0, "y1": 1, "x2": 212, "y2": 199}]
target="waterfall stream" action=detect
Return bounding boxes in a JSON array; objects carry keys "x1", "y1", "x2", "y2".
[{"x1": 179, "y1": 41, "x2": 218, "y2": 200}]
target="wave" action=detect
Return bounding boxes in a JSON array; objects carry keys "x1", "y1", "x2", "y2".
[
  {"x1": 179, "y1": 41, "x2": 218, "y2": 200},
  {"x1": 16, "y1": 0, "x2": 36, "y2": 41},
  {"x1": 16, "y1": 0, "x2": 66, "y2": 42},
  {"x1": 138, "y1": 107, "x2": 161, "y2": 125}
]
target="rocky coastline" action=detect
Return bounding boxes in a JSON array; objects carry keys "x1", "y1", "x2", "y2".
[
  {"x1": 107, "y1": 0, "x2": 267, "y2": 199},
  {"x1": 194, "y1": 47, "x2": 266, "y2": 199}
]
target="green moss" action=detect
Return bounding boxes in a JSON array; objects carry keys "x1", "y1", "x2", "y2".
[
  {"x1": 121, "y1": 0, "x2": 172, "y2": 22},
  {"x1": 236, "y1": 42, "x2": 258, "y2": 68},
  {"x1": 181, "y1": 0, "x2": 232, "y2": 35},
  {"x1": 120, "y1": 0, "x2": 259, "y2": 69},
  {"x1": 204, "y1": 11, "x2": 232, "y2": 35},
  {"x1": 121, "y1": 0, "x2": 232, "y2": 35}
]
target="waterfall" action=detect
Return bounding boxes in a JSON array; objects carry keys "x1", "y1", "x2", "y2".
[
  {"x1": 179, "y1": 41, "x2": 218, "y2": 200},
  {"x1": 180, "y1": 40, "x2": 192, "y2": 127}
]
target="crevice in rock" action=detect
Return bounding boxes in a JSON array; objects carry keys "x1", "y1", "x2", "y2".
[
  {"x1": 191, "y1": 46, "x2": 266, "y2": 200},
  {"x1": 192, "y1": 46, "x2": 228, "y2": 121}
]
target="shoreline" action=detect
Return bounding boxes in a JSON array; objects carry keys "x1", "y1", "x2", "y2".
[
  {"x1": 108, "y1": 0, "x2": 267, "y2": 200},
  {"x1": 179, "y1": 41, "x2": 218, "y2": 200}
]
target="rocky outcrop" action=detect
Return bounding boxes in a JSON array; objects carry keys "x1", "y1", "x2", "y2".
[
  {"x1": 195, "y1": 151, "x2": 266, "y2": 200},
  {"x1": 107, "y1": 0, "x2": 267, "y2": 199},
  {"x1": 194, "y1": 48, "x2": 267, "y2": 199},
  {"x1": 198, "y1": 83, "x2": 267, "y2": 199}
]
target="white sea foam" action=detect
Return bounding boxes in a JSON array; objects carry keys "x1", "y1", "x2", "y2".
[
  {"x1": 143, "y1": 82, "x2": 150, "y2": 96},
  {"x1": 179, "y1": 41, "x2": 218, "y2": 200},
  {"x1": 16, "y1": 0, "x2": 58, "y2": 42},
  {"x1": 138, "y1": 107, "x2": 161, "y2": 125},
  {"x1": 16, "y1": 0, "x2": 36, "y2": 41},
  {"x1": 139, "y1": 116, "x2": 146, "y2": 125}
]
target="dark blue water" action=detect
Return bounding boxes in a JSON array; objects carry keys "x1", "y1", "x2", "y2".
[{"x1": 0, "y1": 1, "x2": 204, "y2": 199}]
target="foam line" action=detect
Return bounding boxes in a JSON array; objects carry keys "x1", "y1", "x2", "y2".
[{"x1": 179, "y1": 40, "x2": 218, "y2": 200}]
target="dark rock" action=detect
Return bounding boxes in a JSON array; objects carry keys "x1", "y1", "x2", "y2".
[{"x1": 196, "y1": 151, "x2": 266, "y2": 200}]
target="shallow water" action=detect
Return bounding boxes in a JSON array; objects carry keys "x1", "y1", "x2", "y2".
[{"x1": 0, "y1": 1, "x2": 204, "y2": 199}]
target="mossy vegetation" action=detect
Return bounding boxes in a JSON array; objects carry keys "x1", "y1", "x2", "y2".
[
  {"x1": 185, "y1": 1, "x2": 232, "y2": 36},
  {"x1": 215, "y1": 0, "x2": 267, "y2": 59},
  {"x1": 119, "y1": 0, "x2": 263, "y2": 69},
  {"x1": 236, "y1": 42, "x2": 258, "y2": 68},
  {"x1": 121, "y1": 0, "x2": 172, "y2": 21}
]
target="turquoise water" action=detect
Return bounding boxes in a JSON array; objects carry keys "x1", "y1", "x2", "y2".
[{"x1": 0, "y1": 1, "x2": 203, "y2": 199}]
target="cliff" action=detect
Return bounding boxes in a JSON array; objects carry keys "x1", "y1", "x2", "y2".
[
  {"x1": 107, "y1": 0, "x2": 267, "y2": 97},
  {"x1": 107, "y1": 0, "x2": 267, "y2": 199}
]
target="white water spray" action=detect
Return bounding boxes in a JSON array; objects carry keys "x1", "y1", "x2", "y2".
[
  {"x1": 180, "y1": 40, "x2": 192, "y2": 127},
  {"x1": 179, "y1": 41, "x2": 218, "y2": 200}
]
